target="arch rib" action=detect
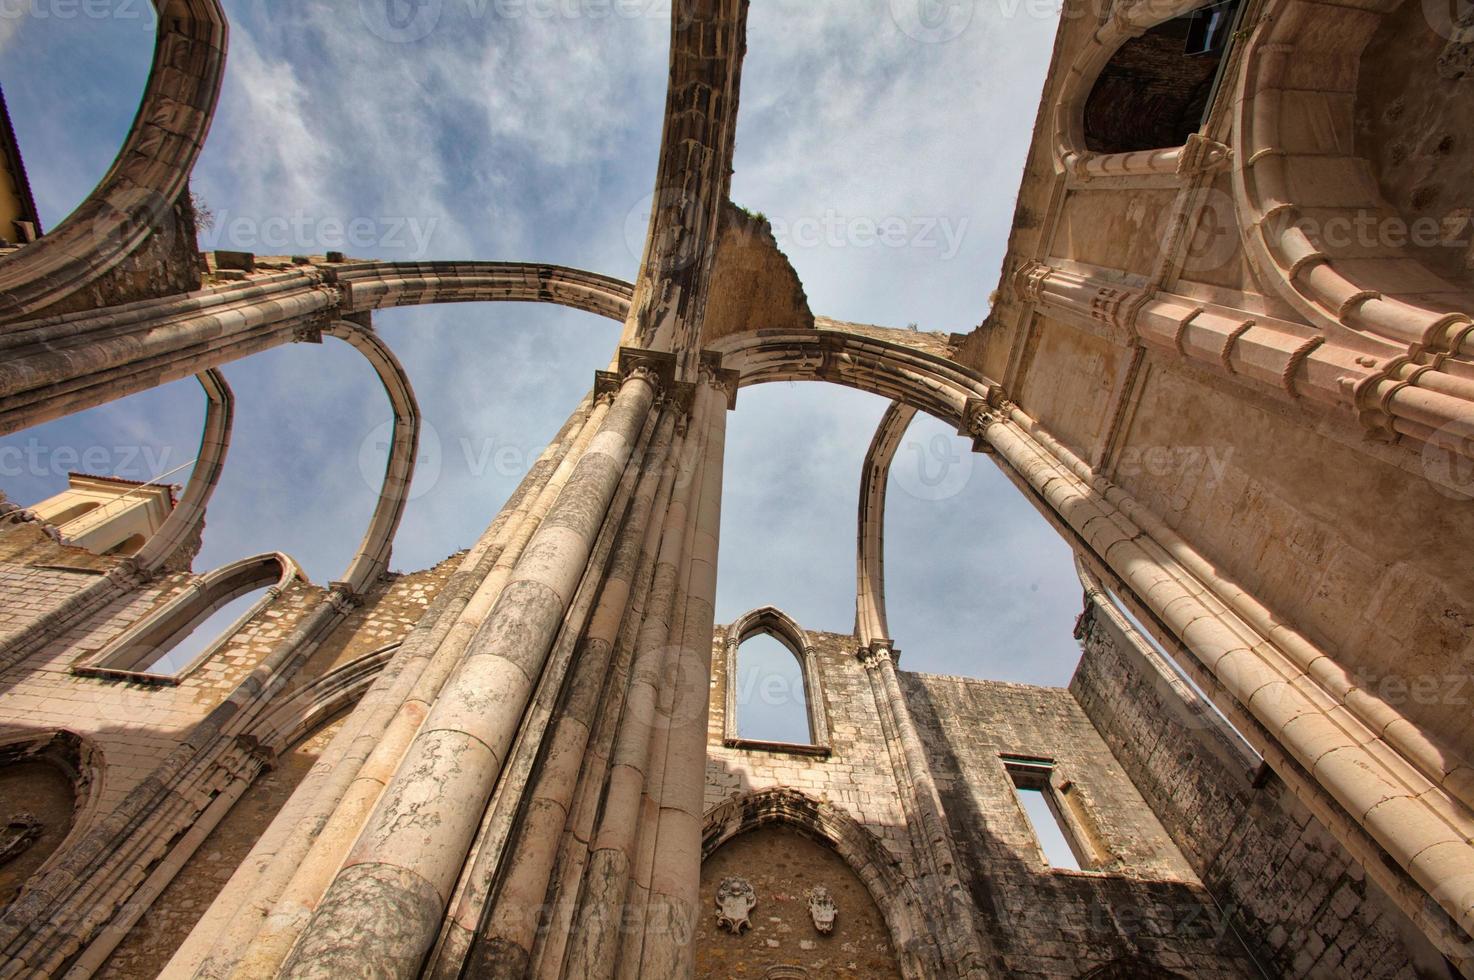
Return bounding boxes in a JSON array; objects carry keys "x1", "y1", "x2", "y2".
[
  {"x1": 322, "y1": 319, "x2": 420, "y2": 594},
  {"x1": 0, "y1": 0, "x2": 229, "y2": 324},
  {"x1": 855, "y1": 401, "x2": 917, "y2": 649},
  {"x1": 708, "y1": 321, "x2": 1474, "y2": 963}
]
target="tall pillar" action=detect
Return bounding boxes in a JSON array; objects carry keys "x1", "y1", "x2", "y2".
[{"x1": 279, "y1": 367, "x2": 662, "y2": 977}]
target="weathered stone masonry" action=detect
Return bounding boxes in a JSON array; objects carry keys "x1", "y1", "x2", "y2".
[{"x1": 1, "y1": 0, "x2": 1473, "y2": 976}]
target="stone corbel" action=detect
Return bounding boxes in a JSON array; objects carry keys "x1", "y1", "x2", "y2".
[
  {"x1": 326, "y1": 583, "x2": 361, "y2": 612},
  {"x1": 291, "y1": 314, "x2": 328, "y2": 345}
]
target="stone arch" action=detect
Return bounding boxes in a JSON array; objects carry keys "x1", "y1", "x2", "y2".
[
  {"x1": 0, "y1": 730, "x2": 105, "y2": 907},
  {"x1": 1052, "y1": 0, "x2": 1232, "y2": 180},
  {"x1": 321, "y1": 319, "x2": 419, "y2": 593},
  {"x1": 1231, "y1": 0, "x2": 1474, "y2": 446},
  {"x1": 707, "y1": 323, "x2": 1474, "y2": 956},
  {"x1": 701, "y1": 788, "x2": 934, "y2": 979},
  {"x1": 73, "y1": 551, "x2": 299, "y2": 682},
  {"x1": 723, "y1": 607, "x2": 830, "y2": 751},
  {"x1": 0, "y1": 0, "x2": 228, "y2": 324},
  {"x1": 855, "y1": 401, "x2": 916, "y2": 649}
]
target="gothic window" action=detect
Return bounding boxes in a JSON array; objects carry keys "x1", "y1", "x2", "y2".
[
  {"x1": 723, "y1": 608, "x2": 830, "y2": 755},
  {"x1": 1002, "y1": 755, "x2": 1101, "y2": 871},
  {"x1": 74, "y1": 553, "x2": 296, "y2": 683},
  {"x1": 1083, "y1": 1, "x2": 1244, "y2": 154}
]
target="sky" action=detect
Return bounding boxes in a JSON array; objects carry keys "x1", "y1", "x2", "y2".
[{"x1": 0, "y1": 1, "x2": 1078, "y2": 735}]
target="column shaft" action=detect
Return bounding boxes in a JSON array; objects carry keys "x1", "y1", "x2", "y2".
[{"x1": 279, "y1": 375, "x2": 656, "y2": 978}]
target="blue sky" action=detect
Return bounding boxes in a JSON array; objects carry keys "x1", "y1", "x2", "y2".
[{"x1": 0, "y1": 1, "x2": 1078, "y2": 736}]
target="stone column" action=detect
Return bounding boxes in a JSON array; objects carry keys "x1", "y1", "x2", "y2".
[
  {"x1": 633, "y1": 378, "x2": 728, "y2": 977},
  {"x1": 560, "y1": 383, "x2": 717, "y2": 980},
  {"x1": 279, "y1": 371, "x2": 659, "y2": 978},
  {"x1": 444, "y1": 409, "x2": 679, "y2": 977},
  {"x1": 861, "y1": 643, "x2": 990, "y2": 977}
]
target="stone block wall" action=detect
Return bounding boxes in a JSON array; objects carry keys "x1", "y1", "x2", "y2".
[
  {"x1": 902, "y1": 670, "x2": 1254, "y2": 978},
  {"x1": 704, "y1": 617, "x2": 1259, "y2": 977},
  {"x1": 1071, "y1": 593, "x2": 1451, "y2": 978},
  {"x1": 705, "y1": 625, "x2": 917, "y2": 873}
]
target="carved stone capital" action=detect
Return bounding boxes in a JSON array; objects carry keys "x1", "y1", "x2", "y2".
[
  {"x1": 617, "y1": 347, "x2": 678, "y2": 395},
  {"x1": 593, "y1": 370, "x2": 622, "y2": 406},
  {"x1": 958, "y1": 387, "x2": 1011, "y2": 453},
  {"x1": 1013, "y1": 260, "x2": 1052, "y2": 303},
  {"x1": 699, "y1": 349, "x2": 740, "y2": 410},
  {"x1": 326, "y1": 584, "x2": 360, "y2": 613},
  {"x1": 857, "y1": 640, "x2": 900, "y2": 670}
]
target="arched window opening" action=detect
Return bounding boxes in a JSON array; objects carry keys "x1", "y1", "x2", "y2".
[
  {"x1": 0, "y1": 732, "x2": 101, "y2": 907},
  {"x1": 723, "y1": 608, "x2": 831, "y2": 754},
  {"x1": 1083, "y1": 1, "x2": 1243, "y2": 154},
  {"x1": 75, "y1": 554, "x2": 295, "y2": 684},
  {"x1": 734, "y1": 633, "x2": 811, "y2": 745}
]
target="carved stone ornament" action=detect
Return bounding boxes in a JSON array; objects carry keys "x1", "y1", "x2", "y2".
[
  {"x1": 714, "y1": 875, "x2": 757, "y2": 935},
  {"x1": 0, "y1": 812, "x2": 43, "y2": 866},
  {"x1": 806, "y1": 885, "x2": 838, "y2": 934}
]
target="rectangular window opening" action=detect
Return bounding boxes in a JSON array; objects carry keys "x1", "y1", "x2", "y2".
[{"x1": 1003, "y1": 757, "x2": 1091, "y2": 872}]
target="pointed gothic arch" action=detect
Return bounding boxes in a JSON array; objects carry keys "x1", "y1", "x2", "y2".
[
  {"x1": 723, "y1": 607, "x2": 830, "y2": 754},
  {"x1": 701, "y1": 788, "x2": 938, "y2": 979},
  {"x1": 72, "y1": 551, "x2": 299, "y2": 683}
]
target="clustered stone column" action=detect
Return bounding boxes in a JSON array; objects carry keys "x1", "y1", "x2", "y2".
[
  {"x1": 166, "y1": 353, "x2": 735, "y2": 980},
  {"x1": 859, "y1": 643, "x2": 990, "y2": 976}
]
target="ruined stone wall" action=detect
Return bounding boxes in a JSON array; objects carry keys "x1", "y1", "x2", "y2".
[
  {"x1": 96, "y1": 715, "x2": 349, "y2": 979},
  {"x1": 31, "y1": 190, "x2": 203, "y2": 320},
  {"x1": 0, "y1": 522, "x2": 115, "y2": 645},
  {"x1": 1071, "y1": 593, "x2": 1451, "y2": 978},
  {"x1": 705, "y1": 627, "x2": 915, "y2": 871},
  {"x1": 705, "y1": 622, "x2": 1260, "y2": 977},
  {"x1": 0, "y1": 535, "x2": 459, "y2": 945},
  {"x1": 900, "y1": 671, "x2": 1254, "y2": 977}
]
